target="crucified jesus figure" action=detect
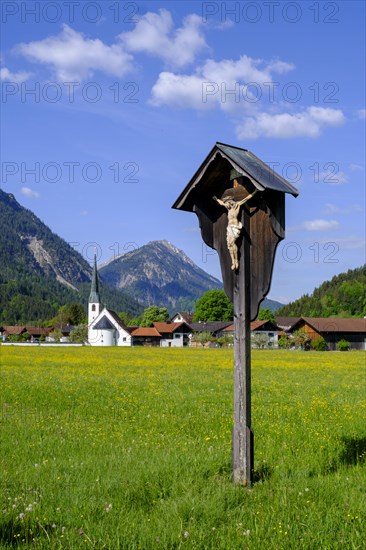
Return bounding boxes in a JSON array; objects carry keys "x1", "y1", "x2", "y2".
[{"x1": 213, "y1": 190, "x2": 258, "y2": 271}]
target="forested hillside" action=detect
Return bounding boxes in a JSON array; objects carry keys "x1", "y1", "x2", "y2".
[
  {"x1": 277, "y1": 266, "x2": 366, "y2": 317},
  {"x1": 0, "y1": 190, "x2": 142, "y2": 324}
]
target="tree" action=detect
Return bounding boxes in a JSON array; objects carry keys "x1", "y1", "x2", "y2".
[
  {"x1": 216, "y1": 334, "x2": 234, "y2": 348},
  {"x1": 140, "y1": 306, "x2": 169, "y2": 327},
  {"x1": 258, "y1": 308, "x2": 275, "y2": 324},
  {"x1": 278, "y1": 335, "x2": 290, "y2": 349},
  {"x1": 67, "y1": 304, "x2": 86, "y2": 325},
  {"x1": 293, "y1": 329, "x2": 311, "y2": 350},
  {"x1": 311, "y1": 337, "x2": 327, "y2": 351},
  {"x1": 193, "y1": 290, "x2": 233, "y2": 322},
  {"x1": 251, "y1": 333, "x2": 268, "y2": 349},
  {"x1": 192, "y1": 331, "x2": 213, "y2": 347},
  {"x1": 70, "y1": 324, "x2": 88, "y2": 343},
  {"x1": 118, "y1": 311, "x2": 133, "y2": 325},
  {"x1": 337, "y1": 338, "x2": 350, "y2": 351}
]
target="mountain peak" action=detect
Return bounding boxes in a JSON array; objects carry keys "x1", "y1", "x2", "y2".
[{"x1": 100, "y1": 240, "x2": 223, "y2": 312}]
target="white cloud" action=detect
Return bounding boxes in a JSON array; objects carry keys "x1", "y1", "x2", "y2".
[
  {"x1": 16, "y1": 25, "x2": 133, "y2": 81},
  {"x1": 120, "y1": 10, "x2": 206, "y2": 68},
  {"x1": 0, "y1": 67, "x2": 32, "y2": 83},
  {"x1": 356, "y1": 108, "x2": 366, "y2": 119},
  {"x1": 303, "y1": 219, "x2": 340, "y2": 231},
  {"x1": 151, "y1": 54, "x2": 294, "y2": 110},
  {"x1": 236, "y1": 107, "x2": 345, "y2": 139},
  {"x1": 21, "y1": 187, "x2": 39, "y2": 199}
]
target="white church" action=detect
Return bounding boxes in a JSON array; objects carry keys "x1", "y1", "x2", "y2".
[
  {"x1": 87, "y1": 256, "x2": 191, "y2": 347},
  {"x1": 88, "y1": 255, "x2": 132, "y2": 346}
]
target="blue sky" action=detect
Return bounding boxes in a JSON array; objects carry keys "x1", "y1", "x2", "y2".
[{"x1": 1, "y1": 0, "x2": 365, "y2": 304}]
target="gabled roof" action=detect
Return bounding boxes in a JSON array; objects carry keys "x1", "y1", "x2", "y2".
[
  {"x1": 172, "y1": 141, "x2": 299, "y2": 212},
  {"x1": 131, "y1": 327, "x2": 161, "y2": 337},
  {"x1": 171, "y1": 312, "x2": 194, "y2": 324},
  {"x1": 153, "y1": 321, "x2": 191, "y2": 334},
  {"x1": 275, "y1": 317, "x2": 301, "y2": 331},
  {"x1": 294, "y1": 317, "x2": 366, "y2": 334},
  {"x1": 1, "y1": 325, "x2": 26, "y2": 335},
  {"x1": 189, "y1": 321, "x2": 233, "y2": 334}
]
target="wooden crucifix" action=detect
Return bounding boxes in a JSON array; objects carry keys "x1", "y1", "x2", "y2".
[{"x1": 173, "y1": 142, "x2": 298, "y2": 485}]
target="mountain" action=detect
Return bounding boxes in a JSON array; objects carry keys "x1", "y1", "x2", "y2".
[
  {"x1": 277, "y1": 266, "x2": 366, "y2": 317},
  {"x1": 99, "y1": 240, "x2": 223, "y2": 313},
  {"x1": 100, "y1": 240, "x2": 284, "y2": 314},
  {"x1": 0, "y1": 189, "x2": 142, "y2": 324}
]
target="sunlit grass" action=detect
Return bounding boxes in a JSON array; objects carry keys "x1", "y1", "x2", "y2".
[{"x1": 1, "y1": 347, "x2": 365, "y2": 549}]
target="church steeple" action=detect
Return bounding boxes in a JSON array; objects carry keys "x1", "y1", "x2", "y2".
[
  {"x1": 89, "y1": 253, "x2": 101, "y2": 304},
  {"x1": 88, "y1": 254, "x2": 101, "y2": 328}
]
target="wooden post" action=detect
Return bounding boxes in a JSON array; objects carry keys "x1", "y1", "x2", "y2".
[{"x1": 232, "y1": 204, "x2": 253, "y2": 485}]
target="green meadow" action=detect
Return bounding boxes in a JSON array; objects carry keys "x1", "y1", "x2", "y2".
[{"x1": 0, "y1": 347, "x2": 365, "y2": 549}]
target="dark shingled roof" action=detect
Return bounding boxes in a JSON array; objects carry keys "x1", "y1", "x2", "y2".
[{"x1": 172, "y1": 141, "x2": 299, "y2": 212}]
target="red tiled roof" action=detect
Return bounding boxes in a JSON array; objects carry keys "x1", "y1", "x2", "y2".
[
  {"x1": 131, "y1": 327, "x2": 161, "y2": 337},
  {"x1": 1, "y1": 326, "x2": 26, "y2": 335},
  {"x1": 153, "y1": 322, "x2": 188, "y2": 333}
]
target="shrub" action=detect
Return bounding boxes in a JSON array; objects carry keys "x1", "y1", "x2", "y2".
[
  {"x1": 312, "y1": 337, "x2": 327, "y2": 351},
  {"x1": 278, "y1": 335, "x2": 290, "y2": 349},
  {"x1": 337, "y1": 339, "x2": 350, "y2": 351}
]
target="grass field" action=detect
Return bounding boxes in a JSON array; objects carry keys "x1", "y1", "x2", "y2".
[{"x1": 0, "y1": 347, "x2": 365, "y2": 549}]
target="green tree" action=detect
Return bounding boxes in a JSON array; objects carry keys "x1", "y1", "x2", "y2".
[
  {"x1": 140, "y1": 306, "x2": 169, "y2": 327},
  {"x1": 293, "y1": 329, "x2": 311, "y2": 350},
  {"x1": 118, "y1": 311, "x2": 133, "y2": 325},
  {"x1": 192, "y1": 331, "x2": 213, "y2": 347},
  {"x1": 216, "y1": 334, "x2": 234, "y2": 348},
  {"x1": 251, "y1": 333, "x2": 268, "y2": 349},
  {"x1": 67, "y1": 304, "x2": 86, "y2": 325},
  {"x1": 70, "y1": 324, "x2": 88, "y2": 343},
  {"x1": 311, "y1": 337, "x2": 327, "y2": 351},
  {"x1": 258, "y1": 308, "x2": 275, "y2": 323},
  {"x1": 193, "y1": 290, "x2": 233, "y2": 322},
  {"x1": 278, "y1": 335, "x2": 290, "y2": 349},
  {"x1": 337, "y1": 338, "x2": 350, "y2": 351}
]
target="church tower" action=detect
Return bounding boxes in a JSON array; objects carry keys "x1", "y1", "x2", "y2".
[{"x1": 88, "y1": 253, "x2": 101, "y2": 326}]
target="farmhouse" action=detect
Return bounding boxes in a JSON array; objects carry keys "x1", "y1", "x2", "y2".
[
  {"x1": 289, "y1": 317, "x2": 366, "y2": 351},
  {"x1": 131, "y1": 322, "x2": 191, "y2": 347},
  {"x1": 224, "y1": 319, "x2": 279, "y2": 348}
]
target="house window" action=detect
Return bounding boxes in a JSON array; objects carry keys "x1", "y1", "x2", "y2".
[
  {"x1": 174, "y1": 334, "x2": 181, "y2": 338},
  {"x1": 123, "y1": 337, "x2": 126, "y2": 342},
  {"x1": 92, "y1": 305, "x2": 96, "y2": 311}
]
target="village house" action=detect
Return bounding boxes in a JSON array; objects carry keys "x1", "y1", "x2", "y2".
[
  {"x1": 223, "y1": 319, "x2": 279, "y2": 348},
  {"x1": 289, "y1": 317, "x2": 366, "y2": 351},
  {"x1": 131, "y1": 322, "x2": 191, "y2": 347}
]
